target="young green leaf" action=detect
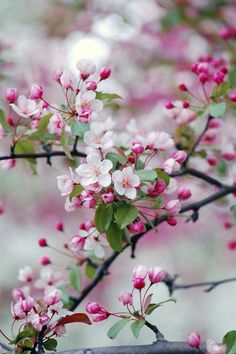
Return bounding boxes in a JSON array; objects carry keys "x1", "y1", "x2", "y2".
[
  {"x1": 43, "y1": 338, "x2": 58, "y2": 351},
  {"x1": 114, "y1": 203, "x2": 138, "y2": 229},
  {"x1": 61, "y1": 129, "x2": 74, "y2": 160},
  {"x1": 94, "y1": 204, "x2": 113, "y2": 232},
  {"x1": 0, "y1": 109, "x2": 10, "y2": 133},
  {"x1": 106, "y1": 221, "x2": 123, "y2": 252},
  {"x1": 134, "y1": 169, "x2": 157, "y2": 181},
  {"x1": 85, "y1": 263, "x2": 96, "y2": 279},
  {"x1": 223, "y1": 330, "x2": 236, "y2": 354},
  {"x1": 14, "y1": 139, "x2": 37, "y2": 174},
  {"x1": 145, "y1": 298, "x2": 177, "y2": 315},
  {"x1": 107, "y1": 318, "x2": 131, "y2": 340},
  {"x1": 69, "y1": 185, "x2": 84, "y2": 201},
  {"x1": 208, "y1": 102, "x2": 226, "y2": 118},
  {"x1": 69, "y1": 265, "x2": 81, "y2": 291},
  {"x1": 71, "y1": 119, "x2": 90, "y2": 138},
  {"x1": 130, "y1": 320, "x2": 145, "y2": 338},
  {"x1": 105, "y1": 152, "x2": 126, "y2": 166}
]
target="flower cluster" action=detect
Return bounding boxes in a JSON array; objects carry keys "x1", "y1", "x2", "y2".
[{"x1": 187, "y1": 332, "x2": 226, "y2": 354}]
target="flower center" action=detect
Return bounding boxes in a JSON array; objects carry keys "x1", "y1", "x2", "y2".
[{"x1": 123, "y1": 178, "x2": 131, "y2": 188}]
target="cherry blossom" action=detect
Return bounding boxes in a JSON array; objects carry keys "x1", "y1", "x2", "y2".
[
  {"x1": 18, "y1": 266, "x2": 34, "y2": 282},
  {"x1": 48, "y1": 113, "x2": 65, "y2": 137},
  {"x1": 75, "y1": 91, "x2": 103, "y2": 123},
  {"x1": 84, "y1": 129, "x2": 114, "y2": 151},
  {"x1": 11, "y1": 95, "x2": 39, "y2": 118},
  {"x1": 112, "y1": 166, "x2": 140, "y2": 199},
  {"x1": 56, "y1": 167, "x2": 80, "y2": 196}
]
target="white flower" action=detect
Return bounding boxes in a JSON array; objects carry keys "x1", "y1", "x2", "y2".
[
  {"x1": 11, "y1": 95, "x2": 39, "y2": 118},
  {"x1": 76, "y1": 59, "x2": 96, "y2": 79},
  {"x1": 112, "y1": 166, "x2": 140, "y2": 200},
  {"x1": 206, "y1": 339, "x2": 226, "y2": 354},
  {"x1": 75, "y1": 91, "x2": 103, "y2": 123},
  {"x1": 163, "y1": 158, "x2": 180, "y2": 174},
  {"x1": 34, "y1": 268, "x2": 64, "y2": 289},
  {"x1": 75, "y1": 153, "x2": 112, "y2": 187},
  {"x1": 165, "y1": 101, "x2": 197, "y2": 125},
  {"x1": 56, "y1": 167, "x2": 80, "y2": 196},
  {"x1": 60, "y1": 69, "x2": 74, "y2": 89},
  {"x1": 145, "y1": 131, "x2": 174, "y2": 150},
  {"x1": 79, "y1": 227, "x2": 108, "y2": 259},
  {"x1": 18, "y1": 266, "x2": 34, "y2": 282},
  {"x1": 84, "y1": 128, "x2": 114, "y2": 150}
]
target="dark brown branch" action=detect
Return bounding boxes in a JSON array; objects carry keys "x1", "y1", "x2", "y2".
[
  {"x1": 171, "y1": 167, "x2": 223, "y2": 188},
  {"x1": 55, "y1": 341, "x2": 204, "y2": 354},
  {"x1": 0, "y1": 149, "x2": 86, "y2": 161}
]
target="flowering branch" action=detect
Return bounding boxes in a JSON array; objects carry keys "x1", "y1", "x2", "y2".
[{"x1": 0, "y1": 148, "x2": 86, "y2": 161}]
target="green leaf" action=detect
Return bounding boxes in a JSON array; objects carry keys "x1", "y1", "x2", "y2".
[
  {"x1": 37, "y1": 113, "x2": 52, "y2": 135},
  {"x1": 107, "y1": 318, "x2": 131, "y2": 340},
  {"x1": 134, "y1": 169, "x2": 157, "y2": 181},
  {"x1": 106, "y1": 221, "x2": 123, "y2": 252},
  {"x1": 0, "y1": 108, "x2": 10, "y2": 133},
  {"x1": 22, "y1": 338, "x2": 33, "y2": 348},
  {"x1": 106, "y1": 152, "x2": 126, "y2": 166},
  {"x1": 208, "y1": 102, "x2": 226, "y2": 118},
  {"x1": 217, "y1": 159, "x2": 228, "y2": 176},
  {"x1": 58, "y1": 284, "x2": 71, "y2": 306},
  {"x1": 61, "y1": 128, "x2": 74, "y2": 160},
  {"x1": 145, "y1": 298, "x2": 176, "y2": 315},
  {"x1": 156, "y1": 169, "x2": 170, "y2": 185},
  {"x1": 85, "y1": 263, "x2": 96, "y2": 279},
  {"x1": 71, "y1": 119, "x2": 90, "y2": 138},
  {"x1": 69, "y1": 265, "x2": 80, "y2": 291},
  {"x1": 114, "y1": 203, "x2": 138, "y2": 229},
  {"x1": 151, "y1": 196, "x2": 164, "y2": 209},
  {"x1": 211, "y1": 82, "x2": 230, "y2": 99},
  {"x1": 231, "y1": 205, "x2": 236, "y2": 220},
  {"x1": 96, "y1": 92, "x2": 122, "y2": 100},
  {"x1": 229, "y1": 67, "x2": 236, "y2": 86},
  {"x1": 130, "y1": 320, "x2": 145, "y2": 338},
  {"x1": 223, "y1": 330, "x2": 236, "y2": 354},
  {"x1": 69, "y1": 184, "x2": 84, "y2": 201},
  {"x1": 14, "y1": 139, "x2": 37, "y2": 174},
  {"x1": 94, "y1": 204, "x2": 113, "y2": 232},
  {"x1": 43, "y1": 338, "x2": 58, "y2": 351}
]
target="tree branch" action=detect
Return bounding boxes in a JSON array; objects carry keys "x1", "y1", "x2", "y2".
[
  {"x1": 0, "y1": 149, "x2": 86, "y2": 161},
  {"x1": 171, "y1": 167, "x2": 223, "y2": 188}
]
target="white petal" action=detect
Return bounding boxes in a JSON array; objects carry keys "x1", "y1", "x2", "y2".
[
  {"x1": 101, "y1": 159, "x2": 113, "y2": 173},
  {"x1": 112, "y1": 170, "x2": 122, "y2": 183},
  {"x1": 114, "y1": 182, "x2": 125, "y2": 195},
  {"x1": 94, "y1": 244, "x2": 105, "y2": 259},
  {"x1": 87, "y1": 153, "x2": 101, "y2": 165},
  {"x1": 98, "y1": 173, "x2": 111, "y2": 187},
  {"x1": 91, "y1": 99, "x2": 103, "y2": 113},
  {"x1": 125, "y1": 187, "x2": 137, "y2": 200}
]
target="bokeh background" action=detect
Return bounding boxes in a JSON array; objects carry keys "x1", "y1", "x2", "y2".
[{"x1": 0, "y1": 0, "x2": 236, "y2": 351}]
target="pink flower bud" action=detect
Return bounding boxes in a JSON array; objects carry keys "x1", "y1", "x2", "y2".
[
  {"x1": 29, "y1": 83, "x2": 43, "y2": 99},
  {"x1": 133, "y1": 265, "x2": 147, "y2": 289},
  {"x1": 213, "y1": 71, "x2": 225, "y2": 85},
  {"x1": 206, "y1": 339, "x2": 226, "y2": 354},
  {"x1": 166, "y1": 216, "x2": 177, "y2": 226},
  {"x1": 191, "y1": 63, "x2": 199, "y2": 73},
  {"x1": 92, "y1": 309, "x2": 109, "y2": 322},
  {"x1": 86, "y1": 302, "x2": 102, "y2": 314},
  {"x1": 55, "y1": 221, "x2": 64, "y2": 232},
  {"x1": 187, "y1": 332, "x2": 201, "y2": 348},
  {"x1": 154, "y1": 180, "x2": 166, "y2": 194},
  {"x1": 0, "y1": 159, "x2": 16, "y2": 170},
  {"x1": 183, "y1": 100, "x2": 190, "y2": 108},
  {"x1": 128, "y1": 221, "x2": 145, "y2": 234},
  {"x1": 165, "y1": 199, "x2": 181, "y2": 214},
  {"x1": 230, "y1": 90, "x2": 236, "y2": 102},
  {"x1": 131, "y1": 142, "x2": 144, "y2": 155},
  {"x1": 12, "y1": 288, "x2": 25, "y2": 301},
  {"x1": 38, "y1": 238, "x2": 48, "y2": 247},
  {"x1": 227, "y1": 240, "x2": 236, "y2": 250},
  {"x1": 178, "y1": 188, "x2": 192, "y2": 200},
  {"x1": 222, "y1": 152, "x2": 235, "y2": 161},
  {"x1": 70, "y1": 236, "x2": 85, "y2": 253},
  {"x1": 102, "y1": 190, "x2": 114, "y2": 203},
  {"x1": 53, "y1": 69, "x2": 63, "y2": 84},
  {"x1": 100, "y1": 67, "x2": 111, "y2": 80},
  {"x1": 0, "y1": 201, "x2": 4, "y2": 215},
  {"x1": 119, "y1": 291, "x2": 133, "y2": 305},
  {"x1": 5, "y1": 88, "x2": 18, "y2": 103},
  {"x1": 86, "y1": 80, "x2": 97, "y2": 91},
  {"x1": 223, "y1": 221, "x2": 233, "y2": 229},
  {"x1": 133, "y1": 278, "x2": 146, "y2": 289},
  {"x1": 127, "y1": 155, "x2": 135, "y2": 164},
  {"x1": 148, "y1": 266, "x2": 166, "y2": 283},
  {"x1": 208, "y1": 118, "x2": 222, "y2": 129},
  {"x1": 199, "y1": 72, "x2": 209, "y2": 83},
  {"x1": 7, "y1": 116, "x2": 15, "y2": 126},
  {"x1": 207, "y1": 157, "x2": 218, "y2": 166},
  {"x1": 163, "y1": 158, "x2": 180, "y2": 174},
  {"x1": 165, "y1": 101, "x2": 174, "y2": 109},
  {"x1": 172, "y1": 150, "x2": 187, "y2": 164},
  {"x1": 178, "y1": 83, "x2": 188, "y2": 91},
  {"x1": 40, "y1": 256, "x2": 51, "y2": 266}
]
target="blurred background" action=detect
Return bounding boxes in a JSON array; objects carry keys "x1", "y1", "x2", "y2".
[{"x1": 0, "y1": 0, "x2": 236, "y2": 350}]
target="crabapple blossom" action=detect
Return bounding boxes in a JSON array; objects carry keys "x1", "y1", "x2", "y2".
[
  {"x1": 112, "y1": 166, "x2": 140, "y2": 200},
  {"x1": 29, "y1": 312, "x2": 50, "y2": 331},
  {"x1": 187, "y1": 332, "x2": 201, "y2": 348},
  {"x1": 56, "y1": 167, "x2": 80, "y2": 196},
  {"x1": 100, "y1": 67, "x2": 112, "y2": 80},
  {"x1": 128, "y1": 221, "x2": 145, "y2": 233},
  {"x1": 5, "y1": 88, "x2": 18, "y2": 103},
  {"x1": 101, "y1": 189, "x2": 115, "y2": 203},
  {"x1": 148, "y1": 267, "x2": 166, "y2": 283},
  {"x1": 163, "y1": 158, "x2": 180, "y2": 174},
  {"x1": 0, "y1": 159, "x2": 16, "y2": 170},
  {"x1": 38, "y1": 238, "x2": 48, "y2": 247},
  {"x1": 91, "y1": 308, "x2": 109, "y2": 322},
  {"x1": 119, "y1": 291, "x2": 133, "y2": 306},
  {"x1": 206, "y1": 339, "x2": 226, "y2": 354},
  {"x1": 76, "y1": 59, "x2": 96, "y2": 80},
  {"x1": 11, "y1": 95, "x2": 39, "y2": 118},
  {"x1": 60, "y1": 69, "x2": 74, "y2": 90},
  {"x1": 76, "y1": 153, "x2": 112, "y2": 188},
  {"x1": 70, "y1": 235, "x2": 85, "y2": 254},
  {"x1": 84, "y1": 129, "x2": 114, "y2": 151},
  {"x1": 43, "y1": 287, "x2": 62, "y2": 306},
  {"x1": 86, "y1": 302, "x2": 102, "y2": 314},
  {"x1": 78, "y1": 226, "x2": 108, "y2": 259},
  {"x1": 12, "y1": 288, "x2": 25, "y2": 302},
  {"x1": 48, "y1": 113, "x2": 65, "y2": 137},
  {"x1": 131, "y1": 141, "x2": 145, "y2": 155},
  {"x1": 166, "y1": 216, "x2": 177, "y2": 226},
  {"x1": 145, "y1": 131, "x2": 174, "y2": 151},
  {"x1": 172, "y1": 150, "x2": 187, "y2": 164},
  {"x1": 133, "y1": 265, "x2": 148, "y2": 289},
  {"x1": 165, "y1": 199, "x2": 181, "y2": 214},
  {"x1": 35, "y1": 268, "x2": 64, "y2": 288},
  {"x1": 18, "y1": 266, "x2": 34, "y2": 282},
  {"x1": 29, "y1": 83, "x2": 43, "y2": 99},
  {"x1": 75, "y1": 91, "x2": 103, "y2": 123}
]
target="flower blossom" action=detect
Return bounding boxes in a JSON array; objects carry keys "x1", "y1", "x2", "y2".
[
  {"x1": 75, "y1": 91, "x2": 103, "y2": 123},
  {"x1": 48, "y1": 113, "x2": 65, "y2": 137},
  {"x1": 206, "y1": 339, "x2": 226, "y2": 354},
  {"x1": 142, "y1": 131, "x2": 174, "y2": 151},
  {"x1": 76, "y1": 59, "x2": 96, "y2": 80},
  {"x1": 77, "y1": 226, "x2": 108, "y2": 259},
  {"x1": 18, "y1": 266, "x2": 34, "y2": 282},
  {"x1": 112, "y1": 166, "x2": 140, "y2": 200},
  {"x1": 76, "y1": 153, "x2": 112, "y2": 188},
  {"x1": 11, "y1": 95, "x2": 39, "y2": 118},
  {"x1": 84, "y1": 128, "x2": 114, "y2": 151},
  {"x1": 56, "y1": 167, "x2": 80, "y2": 196}
]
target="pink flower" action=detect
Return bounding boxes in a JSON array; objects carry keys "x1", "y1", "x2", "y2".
[
  {"x1": 102, "y1": 189, "x2": 115, "y2": 203},
  {"x1": 76, "y1": 153, "x2": 112, "y2": 188},
  {"x1": 43, "y1": 287, "x2": 62, "y2": 306},
  {"x1": 131, "y1": 142, "x2": 145, "y2": 155},
  {"x1": 78, "y1": 226, "x2": 108, "y2": 259},
  {"x1": 163, "y1": 158, "x2": 180, "y2": 174},
  {"x1": 60, "y1": 69, "x2": 74, "y2": 90},
  {"x1": 5, "y1": 88, "x2": 18, "y2": 103},
  {"x1": 187, "y1": 332, "x2": 201, "y2": 348},
  {"x1": 128, "y1": 221, "x2": 145, "y2": 233},
  {"x1": 112, "y1": 166, "x2": 140, "y2": 200},
  {"x1": 65, "y1": 196, "x2": 81, "y2": 212},
  {"x1": 75, "y1": 91, "x2": 103, "y2": 123},
  {"x1": 11, "y1": 95, "x2": 39, "y2": 118},
  {"x1": 29, "y1": 83, "x2": 43, "y2": 99},
  {"x1": 12, "y1": 288, "x2": 25, "y2": 301},
  {"x1": 165, "y1": 199, "x2": 181, "y2": 214},
  {"x1": 70, "y1": 235, "x2": 85, "y2": 254},
  {"x1": 29, "y1": 312, "x2": 50, "y2": 331},
  {"x1": 206, "y1": 339, "x2": 226, "y2": 354},
  {"x1": 55, "y1": 221, "x2": 64, "y2": 232},
  {"x1": 178, "y1": 188, "x2": 192, "y2": 200},
  {"x1": 148, "y1": 267, "x2": 166, "y2": 283},
  {"x1": 18, "y1": 266, "x2": 34, "y2": 282},
  {"x1": 119, "y1": 291, "x2": 133, "y2": 306},
  {"x1": 100, "y1": 67, "x2": 111, "y2": 80},
  {"x1": 86, "y1": 80, "x2": 97, "y2": 91},
  {"x1": 84, "y1": 129, "x2": 114, "y2": 151},
  {"x1": 133, "y1": 265, "x2": 148, "y2": 289},
  {"x1": 76, "y1": 59, "x2": 96, "y2": 80},
  {"x1": 0, "y1": 159, "x2": 16, "y2": 170},
  {"x1": 172, "y1": 150, "x2": 187, "y2": 164},
  {"x1": 48, "y1": 113, "x2": 65, "y2": 137},
  {"x1": 11, "y1": 300, "x2": 26, "y2": 320},
  {"x1": 92, "y1": 309, "x2": 109, "y2": 322},
  {"x1": 56, "y1": 167, "x2": 80, "y2": 196},
  {"x1": 86, "y1": 302, "x2": 102, "y2": 314}
]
